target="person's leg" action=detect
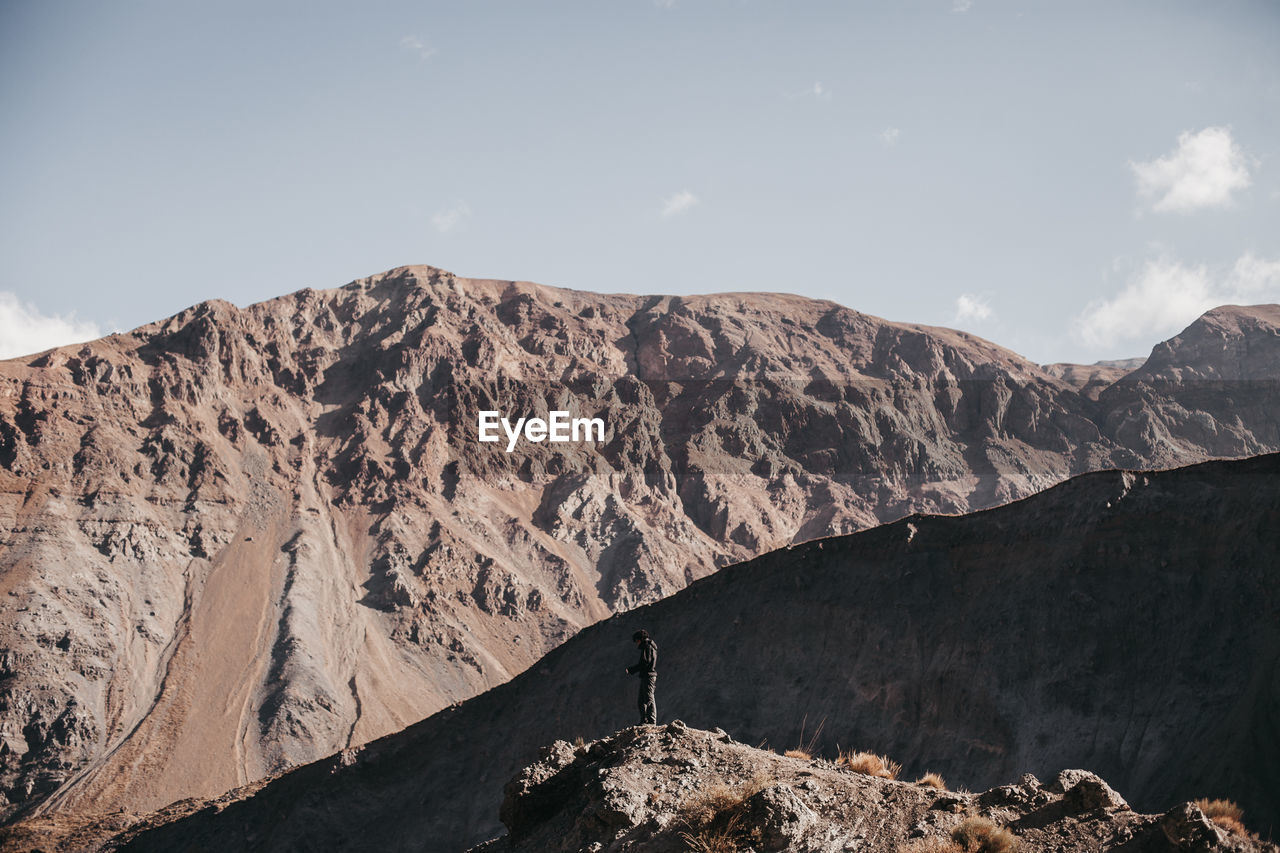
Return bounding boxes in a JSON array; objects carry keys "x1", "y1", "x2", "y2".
[{"x1": 641, "y1": 674, "x2": 657, "y2": 724}]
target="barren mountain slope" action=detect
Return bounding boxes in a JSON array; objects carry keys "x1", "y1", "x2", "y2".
[
  {"x1": 1042, "y1": 358, "x2": 1144, "y2": 399},
  {"x1": 1133, "y1": 305, "x2": 1280, "y2": 381},
  {"x1": 1, "y1": 265, "x2": 1277, "y2": 825},
  {"x1": 1096, "y1": 305, "x2": 1280, "y2": 462},
  {"x1": 93, "y1": 453, "x2": 1280, "y2": 853}
]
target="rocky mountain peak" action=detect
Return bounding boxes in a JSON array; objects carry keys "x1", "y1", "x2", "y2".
[{"x1": 1130, "y1": 303, "x2": 1280, "y2": 382}]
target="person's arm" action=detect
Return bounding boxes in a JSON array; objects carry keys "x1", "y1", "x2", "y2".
[{"x1": 642, "y1": 642, "x2": 656, "y2": 672}]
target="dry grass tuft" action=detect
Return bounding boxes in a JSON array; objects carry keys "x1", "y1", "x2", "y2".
[
  {"x1": 897, "y1": 837, "x2": 964, "y2": 852},
  {"x1": 680, "y1": 783, "x2": 744, "y2": 829},
  {"x1": 1212, "y1": 816, "x2": 1249, "y2": 836},
  {"x1": 777, "y1": 716, "x2": 825, "y2": 766},
  {"x1": 951, "y1": 815, "x2": 1019, "y2": 853},
  {"x1": 679, "y1": 772, "x2": 774, "y2": 828},
  {"x1": 838, "y1": 750, "x2": 902, "y2": 780},
  {"x1": 679, "y1": 813, "x2": 744, "y2": 853},
  {"x1": 915, "y1": 772, "x2": 948, "y2": 790},
  {"x1": 1194, "y1": 799, "x2": 1253, "y2": 837},
  {"x1": 1194, "y1": 798, "x2": 1243, "y2": 822},
  {"x1": 679, "y1": 772, "x2": 775, "y2": 852}
]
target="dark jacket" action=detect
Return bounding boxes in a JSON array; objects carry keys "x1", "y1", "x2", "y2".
[{"x1": 627, "y1": 639, "x2": 657, "y2": 676}]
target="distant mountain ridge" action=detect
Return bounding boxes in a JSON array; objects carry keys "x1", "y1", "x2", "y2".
[{"x1": 1, "y1": 265, "x2": 1277, "y2": 827}]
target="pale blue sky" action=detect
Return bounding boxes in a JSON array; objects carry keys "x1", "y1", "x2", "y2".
[{"x1": 2, "y1": 0, "x2": 1278, "y2": 363}]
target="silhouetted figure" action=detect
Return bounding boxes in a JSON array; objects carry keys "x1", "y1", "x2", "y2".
[{"x1": 625, "y1": 629, "x2": 658, "y2": 724}]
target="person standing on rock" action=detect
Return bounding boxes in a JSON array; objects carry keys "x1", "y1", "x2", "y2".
[{"x1": 625, "y1": 629, "x2": 658, "y2": 725}]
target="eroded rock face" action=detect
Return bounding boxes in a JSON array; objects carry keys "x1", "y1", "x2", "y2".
[
  {"x1": 740, "y1": 783, "x2": 819, "y2": 851},
  {"x1": 87, "y1": 454, "x2": 1280, "y2": 853},
  {"x1": 0, "y1": 266, "x2": 1277, "y2": 824}
]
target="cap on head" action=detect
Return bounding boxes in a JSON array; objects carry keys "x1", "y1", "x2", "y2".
[{"x1": 632, "y1": 629, "x2": 649, "y2": 642}]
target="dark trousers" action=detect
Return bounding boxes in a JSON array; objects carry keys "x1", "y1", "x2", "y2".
[{"x1": 637, "y1": 674, "x2": 657, "y2": 724}]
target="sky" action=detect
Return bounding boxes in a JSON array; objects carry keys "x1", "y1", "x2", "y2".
[{"x1": 2, "y1": 0, "x2": 1278, "y2": 364}]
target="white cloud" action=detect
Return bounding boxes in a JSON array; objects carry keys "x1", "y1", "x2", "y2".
[
  {"x1": 881, "y1": 126, "x2": 900, "y2": 146},
  {"x1": 1230, "y1": 253, "x2": 1280, "y2": 296},
  {"x1": 1130, "y1": 127, "x2": 1253, "y2": 213},
  {"x1": 953, "y1": 294, "x2": 993, "y2": 324},
  {"x1": 1074, "y1": 252, "x2": 1280, "y2": 349},
  {"x1": 400, "y1": 35, "x2": 435, "y2": 60},
  {"x1": 654, "y1": 0, "x2": 676, "y2": 8},
  {"x1": 661, "y1": 190, "x2": 698, "y2": 217},
  {"x1": 0, "y1": 293, "x2": 102, "y2": 360},
  {"x1": 431, "y1": 202, "x2": 471, "y2": 233},
  {"x1": 785, "y1": 82, "x2": 831, "y2": 100},
  {"x1": 952, "y1": 0, "x2": 973, "y2": 11}
]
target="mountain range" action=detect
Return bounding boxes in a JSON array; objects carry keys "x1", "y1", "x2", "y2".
[{"x1": 1, "y1": 265, "x2": 1277, "y2": 842}]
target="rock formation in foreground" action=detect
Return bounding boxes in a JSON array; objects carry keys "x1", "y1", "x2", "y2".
[
  {"x1": 53, "y1": 452, "x2": 1279, "y2": 853},
  {"x1": 470, "y1": 722, "x2": 1276, "y2": 852},
  {"x1": 2, "y1": 263, "x2": 1277, "y2": 824}
]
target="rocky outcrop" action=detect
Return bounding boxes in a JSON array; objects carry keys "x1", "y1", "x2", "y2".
[
  {"x1": 468, "y1": 723, "x2": 1275, "y2": 852},
  {"x1": 1041, "y1": 358, "x2": 1143, "y2": 400},
  {"x1": 1, "y1": 265, "x2": 1277, "y2": 826},
  {"x1": 76, "y1": 453, "x2": 1280, "y2": 853}
]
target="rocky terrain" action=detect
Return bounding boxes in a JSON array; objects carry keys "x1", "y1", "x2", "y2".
[
  {"x1": 1, "y1": 264, "x2": 1277, "y2": 830},
  {"x1": 470, "y1": 722, "x2": 1276, "y2": 852},
  {"x1": 39, "y1": 452, "x2": 1274, "y2": 853},
  {"x1": 1042, "y1": 358, "x2": 1145, "y2": 400}
]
